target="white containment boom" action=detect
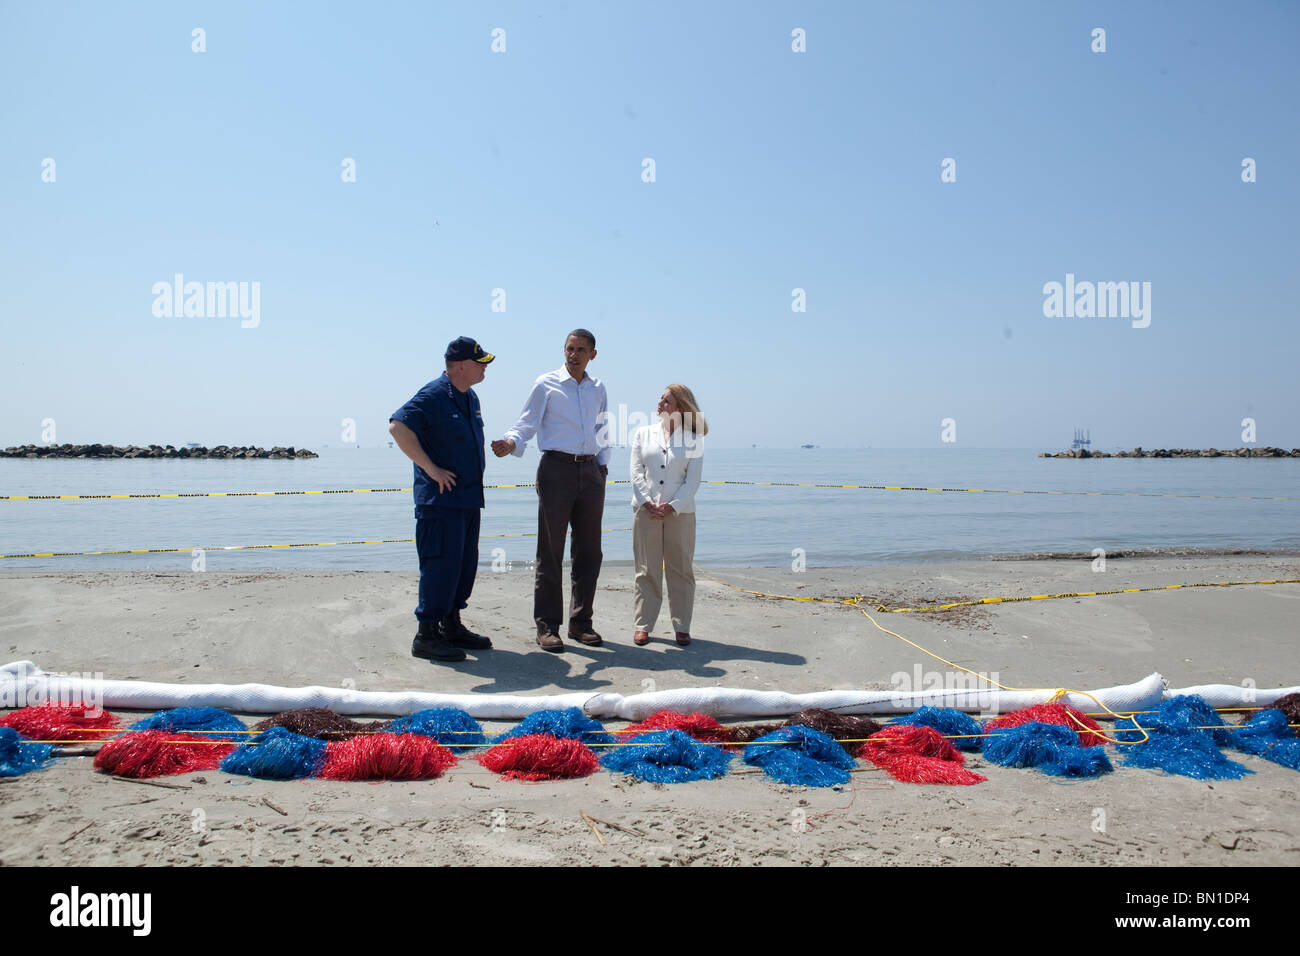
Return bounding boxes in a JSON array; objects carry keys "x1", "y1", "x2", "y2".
[{"x1": 4, "y1": 660, "x2": 1296, "y2": 720}]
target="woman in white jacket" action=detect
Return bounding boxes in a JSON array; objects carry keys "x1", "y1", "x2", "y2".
[{"x1": 630, "y1": 384, "x2": 707, "y2": 646}]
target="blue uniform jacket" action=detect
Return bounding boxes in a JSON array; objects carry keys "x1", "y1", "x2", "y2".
[{"x1": 390, "y1": 373, "x2": 486, "y2": 513}]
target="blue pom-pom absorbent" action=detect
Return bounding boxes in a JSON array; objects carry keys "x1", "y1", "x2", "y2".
[
  {"x1": 384, "y1": 709, "x2": 485, "y2": 749},
  {"x1": 891, "y1": 707, "x2": 985, "y2": 751},
  {"x1": 495, "y1": 708, "x2": 610, "y2": 747},
  {"x1": 128, "y1": 707, "x2": 249, "y2": 743},
  {"x1": 601, "y1": 729, "x2": 734, "y2": 783},
  {"x1": 1115, "y1": 696, "x2": 1250, "y2": 780},
  {"x1": 744, "y1": 726, "x2": 855, "y2": 787},
  {"x1": 220, "y1": 727, "x2": 328, "y2": 780},
  {"x1": 0, "y1": 727, "x2": 55, "y2": 777},
  {"x1": 1120, "y1": 730, "x2": 1250, "y2": 780},
  {"x1": 1115, "y1": 695, "x2": 1229, "y2": 745},
  {"x1": 982, "y1": 721, "x2": 1112, "y2": 777},
  {"x1": 1234, "y1": 710, "x2": 1300, "y2": 772}
]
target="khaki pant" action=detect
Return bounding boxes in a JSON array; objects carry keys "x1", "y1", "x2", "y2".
[{"x1": 633, "y1": 507, "x2": 696, "y2": 633}]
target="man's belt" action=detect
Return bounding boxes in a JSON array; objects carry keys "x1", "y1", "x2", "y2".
[{"x1": 543, "y1": 450, "x2": 598, "y2": 463}]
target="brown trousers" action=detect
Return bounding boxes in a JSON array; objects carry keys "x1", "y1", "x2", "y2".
[{"x1": 534, "y1": 454, "x2": 605, "y2": 635}]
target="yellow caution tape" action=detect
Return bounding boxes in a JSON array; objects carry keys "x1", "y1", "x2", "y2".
[
  {"x1": 699, "y1": 480, "x2": 1298, "y2": 501},
  {"x1": 0, "y1": 529, "x2": 634, "y2": 559},
  {"x1": 5, "y1": 479, "x2": 1295, "y2": 501},
  {"x1": 880, "y1": 579, "x2": 1300, "y2": 612},
  {"x1": 691, "y1": 567, "x2": 1300, "y2": 613}
]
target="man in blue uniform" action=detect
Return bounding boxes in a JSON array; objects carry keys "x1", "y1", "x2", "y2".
[{"x1": 389, "y1": 336, "x2": 495, "y2": 663}]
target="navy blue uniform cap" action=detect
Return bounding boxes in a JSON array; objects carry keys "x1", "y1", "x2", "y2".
[{"x1": 446, "y1": 336, "x2": 494, "y2": 364}]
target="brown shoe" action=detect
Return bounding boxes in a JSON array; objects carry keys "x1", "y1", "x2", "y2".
[
  {"x1": 568, "y1": 627, "x2": 603, "y2": 647},
  {"x1": 536, "y1": 630, "x2": 565, "y2": 652},
  {"x1": 633, "y1": 630, "x2": 650, "y2": 646},
  {"x1": 675, "y1": 632, "x2": 691, "y2": 646}
]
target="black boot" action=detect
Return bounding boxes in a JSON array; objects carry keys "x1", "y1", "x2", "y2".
[
  {"x1": 442, "y1": 610, "x2": 492, "y2": 650},
  {"x1": 412, "y1": 620, "x2": 466, "y2": 662}
]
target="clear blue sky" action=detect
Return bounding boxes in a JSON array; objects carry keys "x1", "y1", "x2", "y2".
[{"x1": 2, "y1": 0, "x2": 1297, "y2": 450}]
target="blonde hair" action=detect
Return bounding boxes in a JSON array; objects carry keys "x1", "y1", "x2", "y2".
[{"x1": 667, "y1": 383, "x2": 708, "y2": 436}]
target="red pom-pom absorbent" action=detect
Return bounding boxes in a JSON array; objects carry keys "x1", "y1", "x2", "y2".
[
  {"x1": 983, "y1": 703, "x2": 1106, "y2": 746},
  {"x1": 617, "y1": 710, "x2": 732, "y2": 744},
  {"x1": 862, "y1": 725, "x2": 986, "y2": 785},
  {"x1": 477, "y1": 734, "x2": 599, "y2": 781},
  {"x1": 0, "y1": 704, "x2": 119, "y2": 742},
  {"x1": 318, "y1": 732, "x2": 456, "y2": 781},
  {"x1": 93, "y1": 730, "x2": 233, "y2": 778}
]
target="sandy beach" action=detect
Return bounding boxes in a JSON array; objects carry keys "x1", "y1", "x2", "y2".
[{"x1": 2, "y1": 554, "x2": 1297, "y2": 867}]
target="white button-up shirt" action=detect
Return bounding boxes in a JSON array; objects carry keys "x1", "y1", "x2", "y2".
[
  {"x1": 630, "y1": 423, "x2": 704, "y2": 513},
  {"x1": 504, "y1": 367, "x2": 610, "y2": 466}
]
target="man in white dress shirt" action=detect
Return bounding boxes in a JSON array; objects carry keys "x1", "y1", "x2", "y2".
[{"x1": 491, "y1": 330, "x2": 610, "y2": 652}]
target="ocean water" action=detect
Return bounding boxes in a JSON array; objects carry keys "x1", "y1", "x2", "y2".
[{"x1": 0, "y1": 447, "x2": 1297, "y2": 571}]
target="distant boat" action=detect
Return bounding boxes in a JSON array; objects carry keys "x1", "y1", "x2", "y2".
[
  {"x1": 184, "y1": 442, "x2": 201, "y2": 449},
  {"x1": 387, "y1": 441, "x2": 394, "y2": 448},
  {"x1": 801, "y1": 443, "x2": 815, "y2": 449}
]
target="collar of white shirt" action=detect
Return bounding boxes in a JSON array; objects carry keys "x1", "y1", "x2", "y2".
[
  {"x1": 553, "y1": 366, "x2": 599, "y2": 388},
  {"x1": 650, "y1": 421, "x2": 699, "y2": 449}
]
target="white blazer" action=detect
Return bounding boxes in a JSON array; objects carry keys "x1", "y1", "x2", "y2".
[{"x1": 630, "y1": 423, "x2": 704, "y2": 513}]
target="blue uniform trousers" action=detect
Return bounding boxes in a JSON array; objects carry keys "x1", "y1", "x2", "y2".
[{"x1": 415, "y1": 506, "x2": 480, "y2": 623}]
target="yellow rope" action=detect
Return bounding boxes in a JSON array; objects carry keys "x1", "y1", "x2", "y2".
[
  {"x1": 842, "y1": 598, "x2": 1139, "y2": 744},
  {"x1": 694, "y1": 566, "x2": 1160, "y2": 743},
  {"x1": 32, "y1": 720, "x2": 1294, "y2": 751}
]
